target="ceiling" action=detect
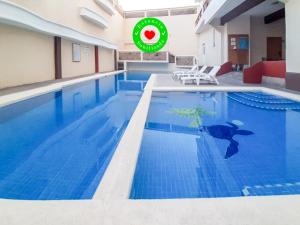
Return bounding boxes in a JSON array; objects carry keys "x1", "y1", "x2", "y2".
[
  {"x1": 214, "y1": 0, "x2": 285, "y2": 19},
  {"x1": 244, "y1": 0, "x2": 284, "y2": 17}
]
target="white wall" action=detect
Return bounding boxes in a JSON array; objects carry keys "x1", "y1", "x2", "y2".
[
  {"x1": 0, "y1": 24, "x2": 54, "y2": 89},
  {"x1": 197, "y1": 24, "x2": 226, "y2": 66},
  {"x1": 250, "y1": 17, "x2": 285, "y2": 65},
  {"x1": 122, "y1": 12, "x2": 199, "y2": 72},
  {"x1": 285, "y1": 0, "x2": 300, "y2": 73},
  {"x1": 61, "y1": 39, "x2": 95, "y2": 78},
  {"x1": 9, "y1": 0, "x2": 125, "y2": 48},
  {"x1": 0, "y1": 0, "x2": 124, "y2": 89},
  {"x1": 196, "y1": 15, "x2": 251, "y2": 67},
  {"x1": 123, "y1": 14, "x2": 198, "y2": 56},
  {"x1": 227, "y1": 15, "x2": 251, "y2": 35},
  {"x1": 222, "y1": 23, "x2": 229, "y2": 64},
  {"x1": 99, "y1": 47, "x2": 114, "y2": 72},
  {"x1": 197, "y1": 13, "x2": 287, "y2": 67}
]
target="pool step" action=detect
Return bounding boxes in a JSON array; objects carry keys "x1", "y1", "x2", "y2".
[
  {"x1": 228, "y1": 92, "x2": 300, "y2": 111},
  {"x1": 241, "y1": 92, "x2": 284, "y2": 100},
  {"x1": 231, "y1": 92, "x2": 295, "y2": 104},
  {"x1": 242, "y1": 182, "x2": 300, "y2": 196}
]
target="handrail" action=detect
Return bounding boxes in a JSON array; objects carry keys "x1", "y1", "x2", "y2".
[
  {"x1": 195, "y1": 0, "x2": 211, "y2": 26},
  {"x1": 195, "y1": 9, "x2": 202, "y2": 26},
  {"x1": 203, "y1": 0, "x2": 211, "y2": 12}
]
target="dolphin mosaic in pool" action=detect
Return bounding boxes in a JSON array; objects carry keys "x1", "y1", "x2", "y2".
[
  {"x1": 170, "y1": 107, "x2": 254, "y2": 159},
  {"x1": 204, "y1": 122, "x2": 254, "y2": 159}
]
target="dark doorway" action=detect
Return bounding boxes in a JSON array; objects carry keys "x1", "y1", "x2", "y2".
[{"x1": 267, "y1": 37, "x2": 282, "y2": 61}]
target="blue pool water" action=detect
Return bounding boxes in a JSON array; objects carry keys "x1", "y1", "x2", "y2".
[
  {"x1": 130, "y1": 91, "x2": 300, "y2": 199},
  {"x1": 0, "y1": 72, "x2": 148, "y2": 200},
  {"x1": 117, "y1": 71, "x2": 151, "y2": 91}
]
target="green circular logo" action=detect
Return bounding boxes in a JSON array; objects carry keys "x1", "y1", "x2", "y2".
[{"x1": 132, "y1": 18, "x2": 168, "y2": 53}]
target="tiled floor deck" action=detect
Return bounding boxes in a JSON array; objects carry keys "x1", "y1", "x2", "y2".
[
  {"x1": 0, "y1": 73, "x2": 102, "y2": 97},
  {"x1": 154, "y1": 72, "x2": 300, "y2": 95},
  {"x1": 157, "y1": 72, "x2": 276, "y2": 87},
  {"x1": 1, "y1": 72, "x2": 298, "y2": 97}
]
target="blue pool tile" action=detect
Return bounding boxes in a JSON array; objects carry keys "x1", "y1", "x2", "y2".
[
  {"x1": 119, "y1": 81, "x2": 143, "y2": 91},
  {"x1": 130, "y1": 91, "x2": 300, "y2": 199},
  {"x1": 0, "y1": 73, "x2": 150, "y2": 200}
]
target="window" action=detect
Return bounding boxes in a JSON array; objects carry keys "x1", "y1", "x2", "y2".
[{"x1": 72, "y1": 43, "x2": 81, "y2": 62}]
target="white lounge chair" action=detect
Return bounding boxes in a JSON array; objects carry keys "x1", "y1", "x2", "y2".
[
  {"x1": 174, "y1": 65, "x2": 208, "y2": 81},
  {"x1": 196, "y1": 66, "x2": 220, "y2": 85},
  {"x1": 178, "y1": 66, "x2": 207, "y2": 79},
  {"x1": 172, "y1": 65, "x2": 198, "y2": 80},
  {"x1": 181, "y1": 66, "x2": 220, "y2": 85}
]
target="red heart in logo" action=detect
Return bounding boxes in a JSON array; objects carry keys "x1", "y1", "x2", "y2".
[{"x1": 144, "y1": 30, "x2": 156, "y2": 40}]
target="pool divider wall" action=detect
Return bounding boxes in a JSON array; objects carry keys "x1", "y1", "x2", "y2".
[{"x1": 93, "y1": 74, "x2": 156, "y2": 200}]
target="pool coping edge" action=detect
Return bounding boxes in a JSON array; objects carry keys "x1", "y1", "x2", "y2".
[{"x1": 0, "y1": 70, "x2": 126, "y2": 108}]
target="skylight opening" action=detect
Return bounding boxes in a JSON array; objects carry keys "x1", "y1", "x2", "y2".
[{"x1": 118, "y1": 0, "x2": 199, "y2": 11}]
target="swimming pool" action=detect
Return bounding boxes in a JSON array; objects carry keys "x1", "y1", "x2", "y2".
[
  {"x1": 0, "y1": 73, "x2": 147, "y2": 200},
  {"x1": 117, "y1": 71, "x2": 151, "y2": 91},
  {"x1": 130, "y1": 91, "x2": 300, "y2": 199}
]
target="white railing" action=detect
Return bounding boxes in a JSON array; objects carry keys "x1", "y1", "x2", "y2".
[
  {"x1": 118, "y1": 51, "x2": 175, "y2": 63},
  {"x1": 195, "y1": 0, "x2": 229, "y2": 33}
]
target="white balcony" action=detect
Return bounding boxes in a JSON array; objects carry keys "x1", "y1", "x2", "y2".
[
  {"x1": 80, "y1": 7, "x2": 108, "y2": 29},
  {"x1": 195, "y1": 0, "x2": 248, "y2": 33},
  {"x1": 0, "y1": 1, "x2": 116, "y2": 49},
  {"x1": 94, "y1": 0, "x2": 115, "y2": 15},
  {"x1": 195, "y1": 0, "x2": 227, "y2": 33}
]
